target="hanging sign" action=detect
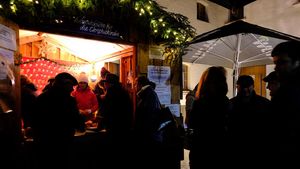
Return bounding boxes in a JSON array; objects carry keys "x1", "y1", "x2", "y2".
[
  {"x1": 165, "y1": 104, "x2": 180, "y2": 117},
  {"x1": 73, "y1": 17, "x2": 121, "y2": 39},
  {"x1": 0, "y1": 24, "x2": 16, "y2": 51},
  {"x1": 148, "y1": 65, "x2": 171, "y2": 105}
]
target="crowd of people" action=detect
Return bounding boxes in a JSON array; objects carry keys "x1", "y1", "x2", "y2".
[
  {"x1": 185, "y1": 40, "x2": 300, "y2": 167},
  {"x1": 1, "y1": 40, "x2": 299, "y2": 168},
  {"x1": 18, "y1": 65, "x2": 183, "y2": 168}
]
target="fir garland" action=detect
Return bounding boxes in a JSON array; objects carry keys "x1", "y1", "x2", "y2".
[
  {"x1": 0, "y1": 0, "x2": 195, "y2": 48},
  {"x1": 0, "y1": 0, "x2": 196, "y2": 66}
]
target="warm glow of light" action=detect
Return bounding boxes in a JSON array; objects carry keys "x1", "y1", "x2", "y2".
[
  {"x1": 90, "y1": 75, "x2": 97, "y2": 82},
  {"x1": 20, "y1": 30, "x2": 133, "y2": 62}
]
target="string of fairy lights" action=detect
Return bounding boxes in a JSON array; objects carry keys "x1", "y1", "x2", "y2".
[{"x1": 1, "y1": 0, "x2": 195, "y2": 47}]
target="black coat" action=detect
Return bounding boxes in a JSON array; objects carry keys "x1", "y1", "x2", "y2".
[
  {"x1": 229, "y1": 92, "x2": 271, "y2": 156},
  {"x1": 188, "y1": 95, "x2": 231, "y2": 167},
  {"x1": 135, "y1": 85, "x2": 161, "y2": 141},
  {"x1": 102, "y1": 84, "x2": 133, "y2": 134},
  {"x1": 189, "y1": 95, "x2": 231, "y2": 148},
  {"x1": 271, "y1": 69, "x2": 300, "y2": 153},
  {"x1": 32, "y1": 87, "x2": 81, "y2": 144}
]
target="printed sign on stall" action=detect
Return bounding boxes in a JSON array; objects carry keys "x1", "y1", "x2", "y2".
[
  {"x1": 165, "y1": 104, "x2": 181, "y2": 117},
  {"x1": 0, "y1": 47, "x2": 14, "y2": 64},
  {"x1": 0, "y1": 24, "x2": 16, "y2": 51},
  {"x1": 148, "y1": 65, "x2": 171, "y2": 105}
]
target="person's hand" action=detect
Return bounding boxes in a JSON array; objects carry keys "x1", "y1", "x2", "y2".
[{"x1": 79, "y1": 109, "x2": 91, "y2": 115}]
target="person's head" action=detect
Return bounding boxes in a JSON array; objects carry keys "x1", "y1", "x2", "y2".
[
  {"x1": 263, "y1": 71, "x2": 280, "y2": 97},
  {"x1": 77, "y1": 72, "x2": 89, "y2": 90},
  {"x1": 42, "y1": 77, "x2": 55, "y2": 92},
  {"x1": 135, "y1": 76, "x2": 150, "y2": 92},
  {"x1": 272, "y1": 41, "x2": 300, "y2": 79},
  {"x1": 20, "y1": 75, "x2": 37, "y2": 91},
  {"x1": 149, "y1": 81, "x2": 156, "y2": 90},
  {"x1": 20, "y1": 75, "x2": 30, "y2": 86},
  {"x1": 195, "y1": 66, "x2": 228, "y2": 99},
  {"x1": 100, "y1": 67, "x2": 110, "y2": 79},
  {"x1": 103, "y1": 73, "x2": 119, "y2": 89},
  {"x1": 236, "y1": 75, "x2": 254, "y2": 97},
  {"x1": 53, "y1": 72, "x2": 78, "y2": 94}
]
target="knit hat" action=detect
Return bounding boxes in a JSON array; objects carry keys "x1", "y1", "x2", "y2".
[{"x1": 77, "y1": 72, "x2": 89, "y2": 83}]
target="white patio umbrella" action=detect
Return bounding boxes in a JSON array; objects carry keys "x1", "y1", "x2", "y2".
[{"x1": 184, "y1": 20, "x2": 300, "y2": 95}]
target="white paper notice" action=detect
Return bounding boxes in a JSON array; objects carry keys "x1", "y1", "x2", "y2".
[
  {"x1": 165, "y1": 104, "x2": 180, "y2": 117},
  {"x1": 0, "y1": 24, "x2": 16, "y2": 51},
  {"x1": 0, "y1": 47, "x2": 14, "y2": 64},
  {"x1": 148, "y1": 65, "x2": 171, "y2": 105}
]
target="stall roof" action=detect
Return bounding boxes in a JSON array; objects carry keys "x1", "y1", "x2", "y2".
[{"x1": 19, "y1": 30, "x2": 132, "y2": 63}]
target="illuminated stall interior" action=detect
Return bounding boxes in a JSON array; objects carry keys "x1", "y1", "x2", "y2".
[{"x1": 19, "y1": 30, "x2": 135, "y2": 94}]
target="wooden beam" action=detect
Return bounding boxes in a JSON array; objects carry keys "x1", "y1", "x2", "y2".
[
  {"x1": 94, "y1": 47, "x2": 133, "y2": 62},
  {"x1": 19, "y1": 35, "x2": 43, "y2": 45}
]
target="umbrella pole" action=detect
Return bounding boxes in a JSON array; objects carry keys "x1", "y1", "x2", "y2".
[{"x1": 233, "y1": 34, "x2": 242, "y2": 97}]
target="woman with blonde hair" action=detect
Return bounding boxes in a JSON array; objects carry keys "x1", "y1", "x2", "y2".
[{"x1": 188, "y1": 66, "x2": 231, "y2": 168}]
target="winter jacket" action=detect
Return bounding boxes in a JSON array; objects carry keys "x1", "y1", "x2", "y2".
[{"x1": 72, "y1": 87, "x2": 98, "y2": 113}]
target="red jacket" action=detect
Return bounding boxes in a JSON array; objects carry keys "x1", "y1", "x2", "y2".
[{"x1": 71, "y1": 87, "x2": 99, "y2": 113}]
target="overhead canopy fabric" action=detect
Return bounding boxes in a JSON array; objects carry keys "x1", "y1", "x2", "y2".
[
  {"x1": 184, "y1": 20, "x2": 300, "y2": 95},
  {"x1": 184, "y1": 20, "x2": 300, "y2": 68}
]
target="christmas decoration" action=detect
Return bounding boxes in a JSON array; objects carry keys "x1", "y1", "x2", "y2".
[
  {"x1": 0, "y1": 0, "x2": 195, "y2": 48},
  {"x1": 20, "y1": 57, "x2": 90, "y2": 93}
]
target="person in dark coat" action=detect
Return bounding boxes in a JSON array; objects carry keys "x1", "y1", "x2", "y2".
[
  {"x1": 32, "y1": 72, "x2": 81, "y2": 169},
  {"x1": 188, "y1": 66, "x2": 231, "y2": 168},
  {"x1": 93, "y1": 67, "x2": 110, "y2": 130},
  {"x1": 135, "y1": 76, "x2": 180, "y2": 169},
  {"x1": 0, "y1": 77, "x2": 22, "y2": 168},
  {"x1": 229, "y1": 75, "x2": 271, "y2": 161},
  {"x1": 270, "y1": 41, "x2": 300, "y2": 157},
  {"x1": 185, "y1": 83, "x2": 198, "y2": 128},
  {"x1": 101, "y1": 73, "x2": 133, "y2": 168},
  {"x1": 20, "y1": 75, "x2": 37, "y2": 138},
  {"x1": 134, "y1": 76, "x2": 161, "y2": 144}
]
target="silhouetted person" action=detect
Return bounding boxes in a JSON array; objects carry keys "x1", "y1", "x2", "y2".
[
  {"x1": 188, "y1": 66, "x2": 231, "y2": 168},
  {"x1": 94, "y1": 67, "x2": 110, "y2": 130},
  {"x1": 0, "y1": 76, "x2": 22, "y2": 168},
  {"x1": 134, "y1": 76, "x2": 181, "y2": 169},
  {"x1": 42, "y1": 77, "x2": 54, "y2": 93},
  {"x1": 32, "y1": 72, "x2": 81, "y2": 169},
  {"x1": 101, "y1": 73, "x2": 133, "y2": 168},
  {"x1": 271, "y1": 41, "x2": 300, "y2": 156},
  {"x1": 229, "y1": 75, "x2": 270, "y2": 162},
  {"x1": 263, "y1": 71, "x2": 280, "y2": 100},
  {"x1": 185, "y1": 83, "x2": 198, "y2": 128},
  {"x1": 20, "y1": 75, "x2": 37, "y2": 138}
]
